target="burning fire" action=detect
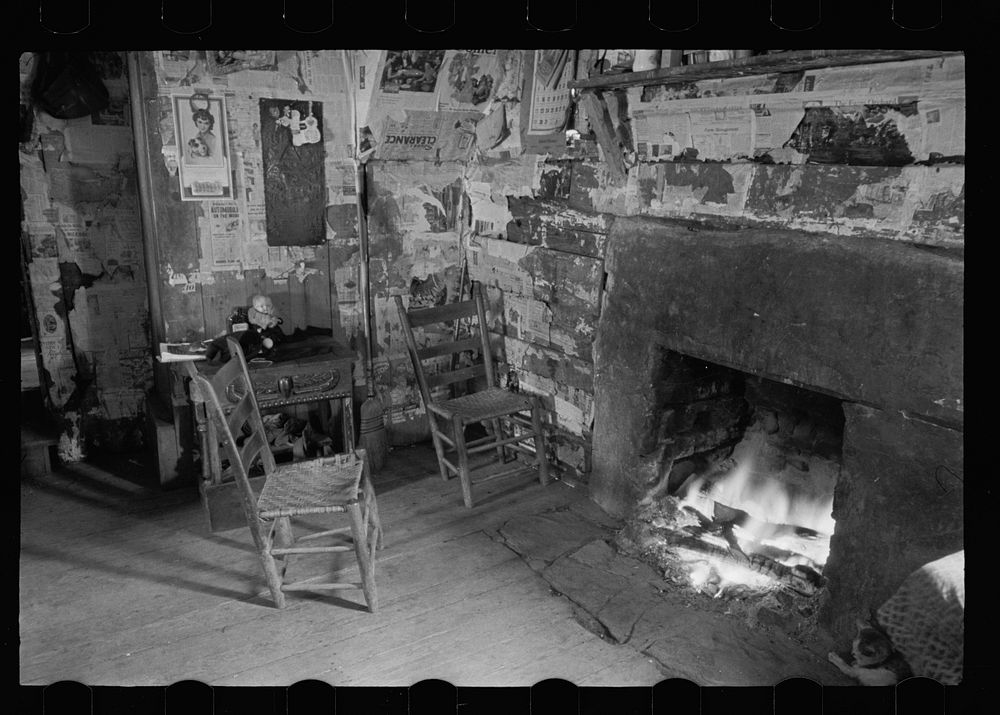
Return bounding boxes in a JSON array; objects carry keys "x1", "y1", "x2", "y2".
[{"x1": 669, "y1": 430, "x2": 837, "y2": 596}]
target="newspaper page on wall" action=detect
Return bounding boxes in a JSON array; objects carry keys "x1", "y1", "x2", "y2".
[
  {"x1": 365, "y1": 50, "x2": 445, "y2": 154},
  {"x1": 172, "y1": 92, "x2": 234, "y2": 201},
  {"x1": 377, "y1": 109, "x2": 482, "y2": 162},
  {"x1": 206, "y1": 201, "x2": 245, "y2": 270}
]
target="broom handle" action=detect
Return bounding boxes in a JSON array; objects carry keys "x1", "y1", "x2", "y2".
[
  {"x1": 449, "y1": 253, "x2": 468, "y2": 372},
  {"x1": 356, "y1": 163, "x2": 376, "y2": 401},
  {"x1": 342, "y1": 51, "x2": 377, "y2": 403}
]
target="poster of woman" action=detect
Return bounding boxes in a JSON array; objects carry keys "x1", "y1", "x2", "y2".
[{"x1": 172, "y1": 93, "x2": 233, "y2": 201}]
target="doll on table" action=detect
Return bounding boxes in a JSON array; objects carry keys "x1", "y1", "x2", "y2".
[
  {"x1": 204, "y1": 294, "x2": 284, "y2": 362},
  {"x1": 246, "y1": 294, "x2": 284, "y2": 355}
]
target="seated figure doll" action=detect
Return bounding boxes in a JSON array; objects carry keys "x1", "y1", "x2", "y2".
[
  {"x1": 205, "y1": 294, "x2": 284, "y2": 362},
  {"x1": 246, "y1": 294, "x2": 284, "y2": 355}
]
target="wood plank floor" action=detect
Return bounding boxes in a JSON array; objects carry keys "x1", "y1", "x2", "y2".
[{"x1": 19, "y1": 442, "x2": 669, "y2": 687}]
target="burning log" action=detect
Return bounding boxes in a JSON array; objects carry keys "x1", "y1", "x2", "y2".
[
  {"x1": 618, "y1": 498, "x2": 827, "y2": 599},
  {"x1": 653, "y1": 526, "x2": 825, "y2": 596}
]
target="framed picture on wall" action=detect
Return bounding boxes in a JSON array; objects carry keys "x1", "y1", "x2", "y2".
[{"x1": 172, "y1": 92, "x2": 233, "y2": 201}]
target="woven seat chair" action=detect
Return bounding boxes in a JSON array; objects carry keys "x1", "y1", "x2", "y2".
[
  {"x1": 393, "y1": 282, "x2": 550, "y2": 509},
  {"x1": 190, "y1": 336, "x2": 382, "y2": 611}
]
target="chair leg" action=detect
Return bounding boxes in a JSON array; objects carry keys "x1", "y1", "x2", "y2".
[
  {"x1": 453, "y1": 415, "x2": 474, "y2": 508},
  {"x1": 361, "y1": 465, "x2": 384, "y2": 550},
  {"x1": 275, "y1": 517, "x2": 294, "y2": 547},
  {"x1": 489, "y1": 418, "x2": 507, "y2": 463},
  {"x1": 273, "y1": 517, "x2": 295, "y2": 578},
  {"x1": 348, "y1": 503, "x2": 378, "y2": 612},
  {"x1": 251, "y1": 519, "x2": 286, "y2": 608},
  {"x1": 258, "y1": 533, "x2": 287, "y2": 609},
  {"x1": 428, "y1": 415, "x2": 451, "y2": 481},
  {"x1": 530, "y1": 399, "x2": 550, "y2": 486}
]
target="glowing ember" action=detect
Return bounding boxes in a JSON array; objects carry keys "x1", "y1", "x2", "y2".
[{"x1": 682, "y1": 550, "x2": 776, "y2": 598}]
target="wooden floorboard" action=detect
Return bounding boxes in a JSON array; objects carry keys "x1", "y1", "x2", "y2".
[{"x1": 20, "y1": 442, "x2": 664, "y2": 687}]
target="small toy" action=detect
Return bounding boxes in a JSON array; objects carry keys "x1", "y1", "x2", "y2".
[
  {"x1": 205, "y1": 294, "x2": 284, "y2": 362},
  {"x1": 239, "y1": 293, "x2": 283, "y2": 358}
]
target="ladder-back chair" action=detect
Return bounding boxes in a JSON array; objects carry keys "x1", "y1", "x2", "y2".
[
  {"x1": 393, "y1": 282, "x2": 550, "y2": 508},
  {"x1": 190, "y1": 336, "x2": 382, "y2": 610}
]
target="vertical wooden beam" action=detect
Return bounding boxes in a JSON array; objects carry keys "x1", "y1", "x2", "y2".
[
  {"x1": 127, "y1": 52, "x2": 168, "y2": 395},
  {"x1": 579, "y1": 91, "x2": 628, "y2": 185}
]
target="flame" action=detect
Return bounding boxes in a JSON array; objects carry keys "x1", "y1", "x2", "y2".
[
  {"x1": 679, "y1": 430, "x2": 836, "y2": 538},
  {"x1": 670, "y1": 428, "x2": 837, "y2": 594}
]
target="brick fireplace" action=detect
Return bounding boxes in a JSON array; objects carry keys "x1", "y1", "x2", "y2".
[{"x1": 589, "y1": 216, "x2": 964, "y2": 642}]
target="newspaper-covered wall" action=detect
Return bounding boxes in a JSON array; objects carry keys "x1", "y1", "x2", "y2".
[
  {"x1": 364, "y1": 161, "x2": 467, "y2": 432},
  {"x1": 559, "y1": 54, "x2": 967, "y2": 247},
  {"x1": 19, "y1": 51, "x2": 153, "y2": 457},
  {"x1": 152, "y1": 50, "x2": 355, "y2": 281},
  {"x1": 360, "y1": 49, "x2": 522, "y2": 163},
  {"x1": 630, "y1": 55, "x2": 965, "y2": 165}
]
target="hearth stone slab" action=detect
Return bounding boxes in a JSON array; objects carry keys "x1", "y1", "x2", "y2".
[
  {"x1": 547, "y1": 539, "x2": 849, "y2": 685},
  {"x1": 541, "y1": 541, "x2": 630, "y2": 612},
  {"x1": 494, "y1": 510, "x2": 852, "y2": 685},
  {"x1": 496, "y1": 507, "x2": 611, "y2": 571},
  {"x1": 595, "y1": 580, "x2": 666, "y2": 644}
]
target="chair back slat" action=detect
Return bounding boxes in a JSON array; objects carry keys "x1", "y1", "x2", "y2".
[
  {"x1": 225, "y1": 398, "x2": 256, "y2": 438},
  {"x1": 190, "y1": 336, "x2": 275, "y2": 546},
  {"x1": 405, "y1": 299, "x2": 478, "y2": 327},
  {"x1": 238, "y1": 430, "x2": 272, "y2": 473},
  {"x1": 472, "y1": 283, "x2": 497, "y2": 388},
  {"x1": 394, "y1": 283, "x2": 498, "y2": 408},
  {"x1": 426, "y1": 364, "x2": 487, "y2": 389},
  {"x1": 210, "y1": 354, "x2": 245, "y2": 399},
  {"x1": 416, "y1": 336, "x2": 481, "y2": 361},
  {"x1": 393, "y1": 295, "x2": 435, "y2": 408}
]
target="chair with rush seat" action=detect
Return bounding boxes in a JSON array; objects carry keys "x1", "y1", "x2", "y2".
[
  {"x1": 393, "y1": 282, "x2": 550, "y2": 508},
  {"x1": 190, "y1": 336, "x2": 382, "y2": 610}
]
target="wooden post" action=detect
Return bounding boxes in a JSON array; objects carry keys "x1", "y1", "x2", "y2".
[{"x1": 579, "y1": 91, "x2": 628, "y2": 186}]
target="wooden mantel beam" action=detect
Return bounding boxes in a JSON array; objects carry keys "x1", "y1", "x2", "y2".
[
  {"x1": 578, "y1": 91, "x2": 628, "y2": 186},
  {"x1": 569, "y1": 49, "x2": 962, "y2": 91}
]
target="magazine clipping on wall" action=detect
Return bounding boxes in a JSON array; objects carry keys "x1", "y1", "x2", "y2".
[
  {"x1": 206, "y1": 51, "x2": 278, "y2": 75},
  {"x1": 380, "y1": 49, "x2": 446, "y2": 94},
  {"x1": 155, "y1": 51, "x2": 198, "y2": 84},
  {"x1": 172, "y1": 92, "x2": 234, "y2": 201},
  {"x1": 437, "y1": 50, "x2": 504, "y2": 112}
]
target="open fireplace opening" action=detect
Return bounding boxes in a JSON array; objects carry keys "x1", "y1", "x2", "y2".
[{"x1": 618, "y1": 348, "x2": 846, "y2": 632}]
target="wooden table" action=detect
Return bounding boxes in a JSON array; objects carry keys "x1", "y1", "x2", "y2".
[{"x1": 172, "y1": 338, "x2": 356, "y2": 531}]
